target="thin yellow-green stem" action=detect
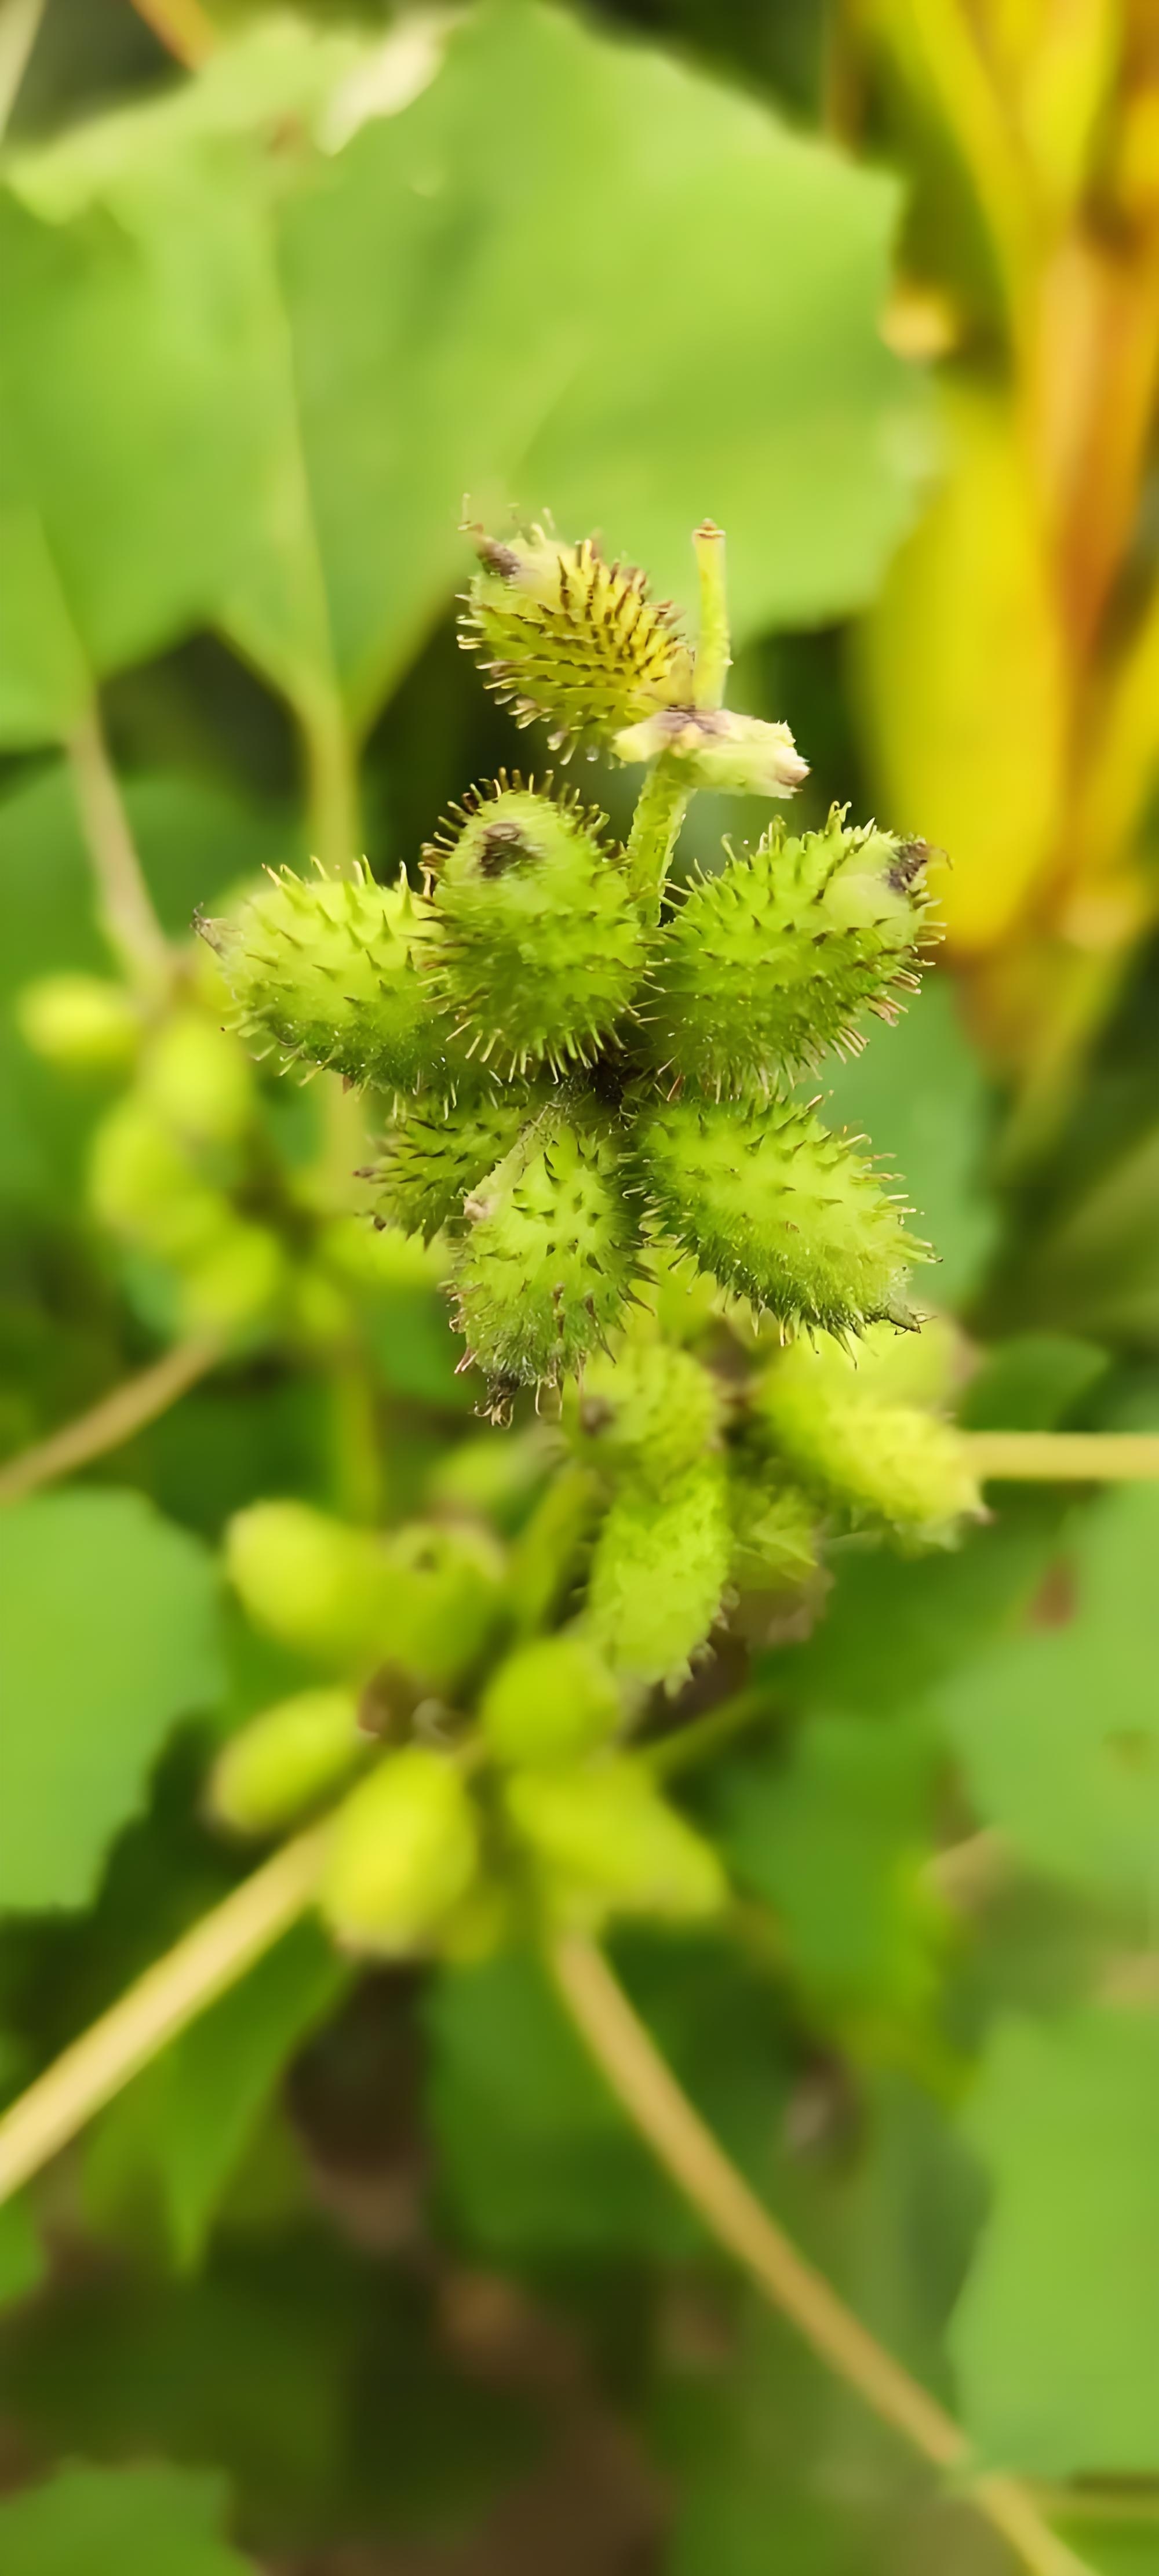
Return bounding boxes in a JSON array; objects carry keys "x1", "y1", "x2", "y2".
[
  {"x1": 623, "y1": 758, "x2": 688, "y2": 916},
  {"x1": 692, "y1": 518, "x2": 730, "y2": 712},
  {"x1": 0, "y1": 1828, "x2": 327, "y2": 2211},
  {"x1": 0, "y1": 0, "x2": 44, "y2": 134},
  {"x1": 0, "y1": 1337, "x2": 220, "y2": 1508},
  {"x1": 965, "y1": 1430, "x2": 1159, "y2": 1482},
  {"x1": 67, "y1": 708, "x2": 172, "y2": 995},
  {"x1": 299, "y1": 686, "x2": 363, "y2": 881},
  {"x1": 647, "y1": 1687, "x2": 768, "y2": 1781},
  {"x1": 551, "y1": 1934, "x2": 1094, "y2": 2576},
  {"x1": 127, "y1": 0, "x2": 216, "y2": 63}
]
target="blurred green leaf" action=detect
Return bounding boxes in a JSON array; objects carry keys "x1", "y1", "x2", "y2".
[
  {"x1": 0, "y1": 1489, "x2": 223, "y2": 1911},
  {"x1": 952, "y1": 2010, "x2": 1159, "y2": 2475},
  {"x1": 818, "y1": 974, "x2": 996, "y2": 1308},
  {"x1": 936, "y1": 1486, "x2": 1159, "y2": 1908},
  {"x1": 0, "y1": 2459, "x2": 256, "y2": 2576},
  {"x1": 86, "y1": 1922, "x2": 344, "y2": 2269},
  {"x1": 958, "y1": 1331, "x2": 1109, "y2": 1431},
  {"x1": 0, "y1": 2193, "x2": 44, "y2": 2313}
]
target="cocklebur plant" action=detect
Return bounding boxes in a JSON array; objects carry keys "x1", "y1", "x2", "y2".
[{"x1": 195, "y1": 514, "x2": 982, "y2": 1960}]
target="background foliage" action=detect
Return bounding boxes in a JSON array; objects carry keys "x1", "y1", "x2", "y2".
[{"x1": 3, "y1": 2, "x2": 1159, "y2": 2571}]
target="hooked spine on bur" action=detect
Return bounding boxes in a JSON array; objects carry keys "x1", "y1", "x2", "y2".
[{"x1": 203, "y1": 515, "x2": 943, "y2": 1421}]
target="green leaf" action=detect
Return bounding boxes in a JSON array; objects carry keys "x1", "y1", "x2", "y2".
[
  {"x1": 817, "y1": 974, "x2": 996, "y2": 1307},
  {"x1": 0, "y1": 2459, "x2": 257, "y2": 2576},
  {"x1": 715, "y1": 1710, "x2": 944, "y2": 2029},
  {"x1": 0, "y1": 2195, "x2": 44, "y2": 2313},
  {"x1": 85, "y1": 1922, "x2": 344, "y2": 2269},
  {"x1": 0, "y1": 1490, "x2": 223, "y2": 1912},
  {"x1": 952, "y1": 2010, "x2": 1159, "y2": 2475},
  {"x1": 936, "y1": 1486, "x2": 1159, "y2": 1906}
]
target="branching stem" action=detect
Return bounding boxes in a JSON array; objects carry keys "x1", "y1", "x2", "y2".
[
  {"x1": 0, "y1": 1829, "x2": 327, "y2": 2211},
  {"x1": 624, "y1": 757, "x2": 688, "y2": 916},
  {"x1": 127, "y1": 0, "x2": 216, "y2": 63},
  {"x1": 67, "y1": 708, "x2": 173, "y2": 994},
  {"x1": 965, "y1": 1431, "x2": 1159, "y2": 1482},
  {"x1": 0, "y1": 1337, "x2": 220, "y2": 1508},
  {"x1": 551, "y1": 1933, "x2": 1093, "y2": 2576}
]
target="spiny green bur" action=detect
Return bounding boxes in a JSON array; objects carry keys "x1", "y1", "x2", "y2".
[
  {"x1": 637, "y1": 1095, "x2": 927, "y2": 1337},
  {"x1": 424, "y1": 780, "x2": 644, "y2": 1076},
  {"x1": 752, "y1": 1329, "x2": 982, "y2": 1542},
  {"x1": 586, "y1": 1461, "x2": 732, "y2": 1690},
  {"x1": 567, "y1": 1340, "x2": 724, "y2": 1491},
  {"x1": 364, "y1": 1094, "x2": 529, "y2": 1243},
  {"x1": 202, "y1": 864, "x2": 449, "y2": 1095},
  {"x1": 727, "y1": 1475, "x2": 819, "y2": 1594},
  {"x1": 461, "y1": 526, "x2": 693, "y2": 751},
  {"x1": 645, "y1": 809, "x2": 934, "y2": 1093},
  {"x1": 504, "y1": 1753, "x2": 726, "y2": 1930},
  {"x1": 453, "y1": 1111, "x2": 640, "y2": 1406}
]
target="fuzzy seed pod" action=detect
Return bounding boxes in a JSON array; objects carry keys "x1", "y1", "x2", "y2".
[
  {"x1": 460, "y1": 526, "x2": 693, "y2": 753},
  {"x1": 451, "y1": 1111, "x2": 641, "y2": 1405},
  {"x1": 200, "y1": 863, "x2": 450, "y2": 1096},
  {"x1": 226, "y1": 1502, "x2": 394, "y2": 1672},
  {"x1": 752, "y1": 1332, "x2": 982, "y2": 1540},
  {"x1": 636, "y1": 1096, "x2": 927, "y2": 1338},
  {"x1": 727, "y1": 1472, "x2": 818, "y2": 1593},
  {"x1": 363, "y1": 1093, "x2": 529, "y2": 1243},
  {"x1": 424, "y1": 781, "x2": 644, "y2": 1076},
  {"x1": 645, "y1": 810, "x2": 934, "y2": 1093},
  {"x1": 479, "y1": 1630, "x2": 622, "y2": 1769},
  {"x1": 320, "y1": 1748, "x2": 480, "y2": 1956},
  {"x1": 209, "y1": 1687, "x2": 364, "y2": 1836},
  {"x1": 614, "y1": 705, "x2": 808, "y2": 799},
  {"x1": 566, "y1": 1340, "x2": 724, "y2": 1493},
  {"x1": 505, "y1": 1753, "x2": 726, "y2": 1929},
  {"x1": 89, "y1": 1094, "x2": 234, "y2": 1265},
  {"x1": 140, "y1": 1012, "x2": 254, "y2": 1146},
  {"x1": 586, "y1": 1461, "x2": 731, "y2": 1689},
  {"x1": 18, "y1": 973, "x2": 140, "y2": 1074}
]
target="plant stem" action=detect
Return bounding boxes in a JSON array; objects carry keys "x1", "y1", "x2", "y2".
[
  {"x1": 0, "y1": 1337, "x2": 221, "y2": 1508},
  {"x1": 692, "y1": 518, "x2": 730, "y2": 711},
  {"x1": 0, "y1": 1829, "x2": 327, "y2": 2211},
  {"x1": 647, "y1": 1686, "x2": 769, "y2": 1780},
  {"x1": 127, "y1": 0, "x2": 216, "y2": 63},
  {"x1": 551, "y1": 1934, "x2": 1094, "y2": 2576},
  {"x1": 0, "y1": 0, "x2": 44, "y2": 135},
  {"x1": 300, "y1": 686, "x2": 363, "y2": 881},
  {"x1": 624, "y1": 758, "x2": 688, "y2": 916},
  {"x1": 67, "y1": 707, "x2": 173, "y2": 994},
  {"x1": 965, "y1": 1431, "x2": 1159, "y2": 1482}
]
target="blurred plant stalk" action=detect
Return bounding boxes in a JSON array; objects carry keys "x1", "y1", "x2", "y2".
[{"x1": 839, "y1": 0, "x2": 1159, "y2": 1157}]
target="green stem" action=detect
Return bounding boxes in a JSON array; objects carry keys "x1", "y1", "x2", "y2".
[
  {"x1": 0, "y1": 1336, "x2": 220, "y2": 1508},
  {"x1": 67, "y1": 708, "x2": 173, "y2": 995},
  {"x1": 624, "y1": 757, "x2": 689, "y2": 916},
  {"x1": 300, "y1": 686, "x2": 362, "y2": 881},
  {"x1": 647, "y1": 1686, "x2": 770, "y2": 1780},
  {"x1": 965, "y1": 1431, "x2": 1159, "y2": 1482},
  {"x1": 693, "y1": 519, "x2": 730, "y2": 711}
]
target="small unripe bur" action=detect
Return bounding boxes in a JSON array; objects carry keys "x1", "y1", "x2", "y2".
[
  {"x1": 321, "y1": 1748, "x2": 479, "y2": 1955},
  {"x1": 567, "y1": 1341, "x2": 724, "y2": 1492},
  {"x1": 461, "y1": 527, "x2": 693, "y2": 752},
  {"x1": 210, "y1": 1687, "x2": 363, "y2": 1835},
  {"x1": 505, "y1": 1754, "x2": 726, "y2": 1929},
  {"x1": 586, "y1": 1461, "x2": 731, "y2": 1689},
  {"x1": 178, "y1": 1220, "x2": 288, "y2": 1337},
  {"x1": 364, "y1": 1094, "x2": 528, "y2": 1242},
  {"x1": 424, "y1": 783, "x2": 644, "y2": 1075},
  {"x1": 201, "y1": 864, "x2": 449, "y2": 1095},
  {"x1": 727, "y1": 1473, "x2": 818, "y2": 1593},
  {"x1": 646, "y1": 811, "x2": 933, "y2": 1092},
  {"x1": 226, "y1": 1501, "x2": 392, "y2": 1671},
  {"x1": 480, "y1": 1630, "x2": 621, "y2": 1768},
  {"x1": 636, "y1": 1096, "x2": 926, "y2": 1337},
  {"x1": 451, "y1": 1112, "x2": 640, "y2": 1402},
  {"x1": 89, "y1": 1095, "x2": 232, "y2": 1264},
  {"x1": 378, "y1": 1519, "x2": 506, "y2": 1692},
  {"x1": 18, "y1": 973, "x2": 140, "y2": 1074},
  {"x1": 753, "y1": 1333, "x2": 982, "y2": 1539},
  {"x1": 614, "y1": 705, "x2": 808, "y2": 798},
  {"x1": 140, "y1": 1012, "x2": 253, "y2": 1145}
]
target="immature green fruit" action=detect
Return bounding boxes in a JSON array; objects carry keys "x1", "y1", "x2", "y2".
[
  {"x1": 586, "y1": 1461, "x2": 731, "y2": 1689},
  {"x1": 614, "y1": 705, "x2": 808, "y2": 798},
  {"x1": 645, "y1": 812, "x2": 933, "y2": 1093},
  {"x1": 479, "y1": 1631, "x2": 622, "y2": 1769},
  {"x1": 140, "y1": 1012, "x2": 254, "y2": 1145},
  {"x1": 451, "y1": 1111, "x2": 640, "y2": 1407},
  {"x1": 17, "y1": 973, "x2": 140, "y2": 1074},
  {"x1": 363, "y1": 1093, "x2": 529, "y2": 1242},
  {"x1": 461, "y1": 526, "x2": 693, "y2": 753},
  {"x1": 200, "y1": 863, "x2": 449, "y2": 1096},
  {"x1": 752, "y1": 1333, "x2": 982, "y2": 1541},
  {"x1": 226, "y1": 1502, "x2": 393, "y2": 1671},
  {"x1": 727, "y1": 1473, "x2": 818, "y2": 1593},
  {"x1": 505, "y1": 1755, "x2": 726, "y2": 1929},
  {"x1": 424, "y1": 782, "x2": 644, "y2": 1075},
  {"x1": 377, "y1": 1520, "x2": 506, "y2": 1692},
  {"x1": 89, "y1": 1094, "x2": 233, "y2": 1265},
  {"x1": 567, "y1": 1341, "x2": 724, "y2": 1493},
  {"x1": 320, "y1": 1748, "x2": 479, "y2": 1956},
  {"x1": 178, "y1": 1220, "x2": 289, "y2": 1338},
  {"x1": 636, "y1": 1095, "x2": 926, "y2": 1337},
  {"x1": 210, "y1": 1687, "x2": 364, "y2": 1835}
]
